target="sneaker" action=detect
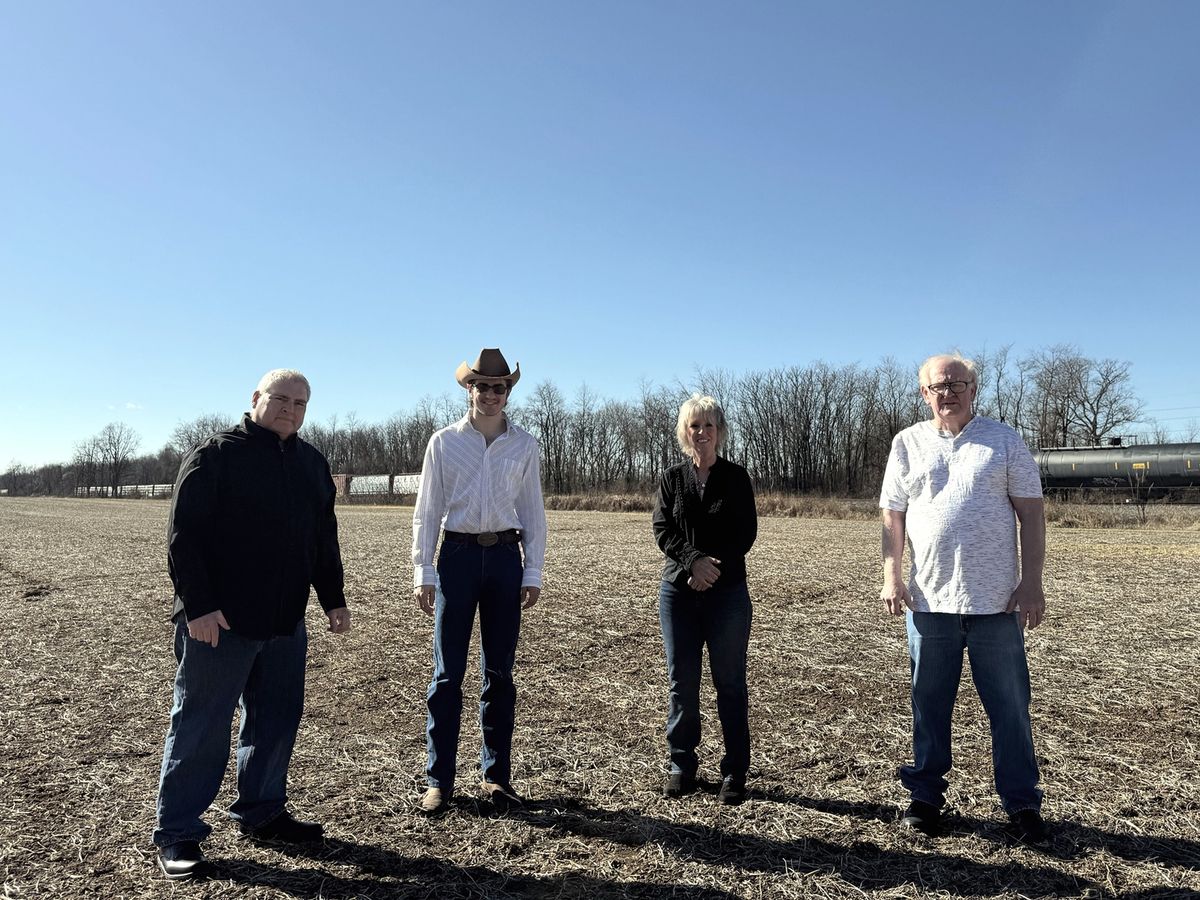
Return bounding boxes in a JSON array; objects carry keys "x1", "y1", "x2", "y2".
[
  {"x1": 239, "y1": 810, "x2": 324, "y2": 843},
  {"x1": 899, "y1": 800, "x2": 941, "y2": 835},
  {"x1": 717, "y1": 775, "x2": 747, "y2": 805},
  {"x1": 480, "y1": 781, "x2": 524, "y2": 813},
  {"x1": 418, "y1": 787, "x2": 450, "y2": 815},
  {"x1": 1008, "y1": 808, "x2": 1050, "y2": 845},
  {"x1": 158, "y1": 840, "x2": 206, "y2": 880},
  {"x1": 663, "y1": 773, "x2": 697, "y2": 799}
]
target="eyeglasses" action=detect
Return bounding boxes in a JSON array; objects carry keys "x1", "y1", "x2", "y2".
[
  {"x1": 471, "y1": 382, "x2": 509, "y2": 395},
  {"x1": 924, "y1": 381, "x2": 972, "y2": 396}
]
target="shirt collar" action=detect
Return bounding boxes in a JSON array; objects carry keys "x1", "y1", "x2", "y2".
[
  {"x1": 456, "y1": 412, "x2": 511, "y2": 441},
  {"x1": 242, "y1": 413, "x2": 297, "y2": 450}
]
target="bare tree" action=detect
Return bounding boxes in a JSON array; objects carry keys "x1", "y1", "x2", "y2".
[
  {"x1": 170, "y1": 414, "x2": 236, "y2": 455},
  {"x1": 71, "y1": 437, "x2": 102, "y2": 496},
  {"x1": 100, "y1": 423, "x2": 140, "y2": 497},
  {"x1": 32, "y1": 463, "x2": 67, "y2": 496},
  {"x1": 1066, "y1": 357, "x2": 1141, "y2": 445},
  {"x1": 1025, "y1": 345, "x2": 1090, "y2": 447},
  {"x1": 44, "y1": 343, "x2": 1150, "y2": 500},
  {"x1": 2, "y1": 462, "x2": 30, "y2": 496},
  {"x1": 525, "y1": 381, "x2": 571, "y2": 493}
]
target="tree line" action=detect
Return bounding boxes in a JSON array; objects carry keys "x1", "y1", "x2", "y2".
[{"x1": 4, "y1": 344, "x2": 1179, "y2": 500}]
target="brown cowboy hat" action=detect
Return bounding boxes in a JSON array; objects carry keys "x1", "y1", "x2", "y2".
[{"x1": 455, "y1": 348, "x2": 521, "y2": 389}]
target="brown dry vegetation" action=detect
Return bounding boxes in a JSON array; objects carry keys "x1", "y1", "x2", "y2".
[{"x1": 1, "y1": 497, "x2": 1198, "y2": 900}]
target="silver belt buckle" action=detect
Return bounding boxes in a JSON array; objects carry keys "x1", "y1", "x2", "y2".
[{"x1": 477, "y1": 532, "x2": 499, "y2": 547}]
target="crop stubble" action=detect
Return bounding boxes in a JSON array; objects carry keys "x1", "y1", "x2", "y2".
[{"x1": 0, "y1": 498, "x2": 1197, "y2": 899}]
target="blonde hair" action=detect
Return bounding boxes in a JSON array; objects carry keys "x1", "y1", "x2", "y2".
[{"x1": 675, "y1": 393, "x2": 727, "y2": 459}]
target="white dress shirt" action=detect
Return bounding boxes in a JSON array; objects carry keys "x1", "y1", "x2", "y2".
[{"x1": 411, "y1": 414, "x2": 547, "y2": 589}]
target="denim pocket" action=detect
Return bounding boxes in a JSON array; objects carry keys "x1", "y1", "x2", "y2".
[{"x1": 437, "y1": 541, "x2": 467, "y2": 565}]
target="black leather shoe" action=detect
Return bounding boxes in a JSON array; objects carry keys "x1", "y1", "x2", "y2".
[
  {"x1": 899, "y1": 800, "x2": 941, "y2": 835},
  {"x1": 663, "y1": 773, "x2": 697, "y2": 799},
  {"x1": 481, "y1": 781, "x2": 524, "y2": 813},
  {"x1": 1008, "y1": 808, "x2": 1049, "y2": 845},
  {"x1": 240, "y1": 810, "x2": 325, "y2": 843},
  {"x1": 718, "y1": 775, "x2": 747, "y2": 805},
  {"x1": 158, "y1": 840, "x2": 206, "y2": 880}
]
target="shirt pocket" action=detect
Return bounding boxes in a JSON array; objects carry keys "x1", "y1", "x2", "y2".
[{"x1": 495, "y1": 459, "x2": 525, "y2": 498}]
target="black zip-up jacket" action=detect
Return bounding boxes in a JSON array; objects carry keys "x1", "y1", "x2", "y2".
[
  {"x1": 167, "y1": 414, "x2": 346, "y2": 638},
  {"x1": 652, "y1": 457, "x2": 757, "y2": 589}
]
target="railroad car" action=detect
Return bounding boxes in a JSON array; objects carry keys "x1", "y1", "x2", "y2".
[{"x1": 1034, "y1": 442, "x2": 1200, "y2": 493}]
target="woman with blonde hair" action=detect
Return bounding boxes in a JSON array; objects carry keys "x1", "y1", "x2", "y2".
[{"x1": 651, "y1": 393, "x2": 757, "y2": 804}]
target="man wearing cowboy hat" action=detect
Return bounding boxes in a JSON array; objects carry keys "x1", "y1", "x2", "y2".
[{"x1": 411, "y1": 348, "x2": 547, "y2": 814}]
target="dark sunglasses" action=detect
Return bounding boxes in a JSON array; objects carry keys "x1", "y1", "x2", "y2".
[{"x1": 472, "y1": 382, "x2": 509, "y2": 395}]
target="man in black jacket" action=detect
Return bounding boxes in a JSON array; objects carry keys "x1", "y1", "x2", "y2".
[{"x1": 152, "y1": 368, "x2": 350, "y2": 879}]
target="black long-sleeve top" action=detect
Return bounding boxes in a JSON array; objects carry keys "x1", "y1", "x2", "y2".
[
  {"x1": 652, "y1": 456, "x2": 757, "y2": 589},
  {"x1": 167, "y1": 414, "x2": 346, "y2": 638}
]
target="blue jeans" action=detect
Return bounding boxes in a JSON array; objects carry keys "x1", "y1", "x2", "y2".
[
  {"x1": 426, "y1": 540, "x2": 524, "y2": 791},
  {"x1": 902, "y1": 611, "x2": 1042, "y2": 814},
  {"x1": 153, "y1": 618, "x2": 307, "y2": 848},
  {"x1": 659, "y1": 579, "x2": 752, "y2": 779}
]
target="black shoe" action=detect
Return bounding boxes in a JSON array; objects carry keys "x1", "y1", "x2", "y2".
[
  {"x1": 158, "y1": 841, "x2": 206, "y2": 880},
  {"x1": 663, "y1": 773, "x2": 697, "y2": 799},
  {"x1": 717, "y1": 775, "x2": 747, "y2": 805},
  {"x1": 1008, "y1": 808, "x2": 1049, "y2": 845},
  {"x1": 899, "y1": 800, "x2": 941, "y2": 835},
  {"x1": 481, "y1": 781, "x2": 524, "y2": 813},
  {"x1": 240, "y1": 810, "x2": 325, "y2": 843}
]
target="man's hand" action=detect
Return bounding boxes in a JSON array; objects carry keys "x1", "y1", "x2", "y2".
[
  {"x1": 327, "y1": 606, "x2": 351, "y2": 634},
  {"x1": 521, "y1": 586, "x2": 541, "y2": 609},
  {"x1": 414, "y1": 585, "x2": 435, "y2": 616},
  {"x1": 880, "y1": 578, "x2": 913, "y2": 616},
  {"x1": 1009, "y1": 496, "x2": 1047, "y2": 630},
  {"x1": 880, "y1": 509, "x2": 910, "y2": 617},
  {"x1": 187, "y1": 610, "x2": 231, "y2": 648},
  {"x1": 689, "y1": 556, "x2": 721, "y2": 592},
  {"x1": 1007, "y1": 580, "x2": 1046, "y2": 629}
]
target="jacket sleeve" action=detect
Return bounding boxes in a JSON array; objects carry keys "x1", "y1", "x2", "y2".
[
  {"x1": 166, "y1": 444, "x2": 220, "y2": 621},
  {"x1": 651, "y1": 469, "x2": 703, "y2": 573},
  {"x1": 725, "y1": 467, "x2": 758, "y2": 558},
  {"x1": 312, "y1": 456, "x2": 347, "y2": 612}
]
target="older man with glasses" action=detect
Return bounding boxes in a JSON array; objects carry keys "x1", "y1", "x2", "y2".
[
  {"x1": 411, "y1": 348, "x2": 546, "y2": 815},
  {"x1": 879, "y1": 352, "x2": 1050, "y2": 845}
]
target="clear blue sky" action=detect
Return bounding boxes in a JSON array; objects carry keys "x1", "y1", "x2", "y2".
[{"x1": 3, "y1": 1, "x2": 1198, "y2": 468}]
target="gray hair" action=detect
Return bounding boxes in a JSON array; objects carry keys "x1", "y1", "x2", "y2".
[
  {"x1": 256, "y1": 368, "x2": 312, "y2": 398},
  {"x1": 675, "y1": 393, "x2": 728, "y2": 459},
  {"x1": 918, "y1": 353, "x2": 977, "y2": 386}
]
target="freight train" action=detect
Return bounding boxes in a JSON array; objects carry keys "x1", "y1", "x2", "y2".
[{"x1": 1034, "y1": 441, "x2": 1200, "y2": 496}]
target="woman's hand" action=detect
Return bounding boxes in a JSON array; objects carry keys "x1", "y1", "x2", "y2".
[{"x1": 688, "y1": 556, "x2": 721, "y2": 591}]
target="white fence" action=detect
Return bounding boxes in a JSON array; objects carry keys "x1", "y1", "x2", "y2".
[
  {"x1": 72, "y1": 474, "x2": 421, "y2": 499},
  {"x1": 345, "y1": 473, "x2": 420, "y2": 496},
  {"x1": 75, "y1": 484, "x2": 174, "y2": 498}
]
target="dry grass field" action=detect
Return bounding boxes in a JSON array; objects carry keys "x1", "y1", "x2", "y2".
[{"x1": 1, "y1": 497, "x2": 1198, "y2": 900}]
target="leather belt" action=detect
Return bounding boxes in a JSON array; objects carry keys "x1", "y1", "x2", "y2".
[{"x1": 443, "y1": 529, "x2": 521, "y2": 547}]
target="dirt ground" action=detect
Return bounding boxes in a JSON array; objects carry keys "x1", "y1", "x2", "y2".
[{"x1": 1, "y1": 497, "x2": 1197, "y2": 899}]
